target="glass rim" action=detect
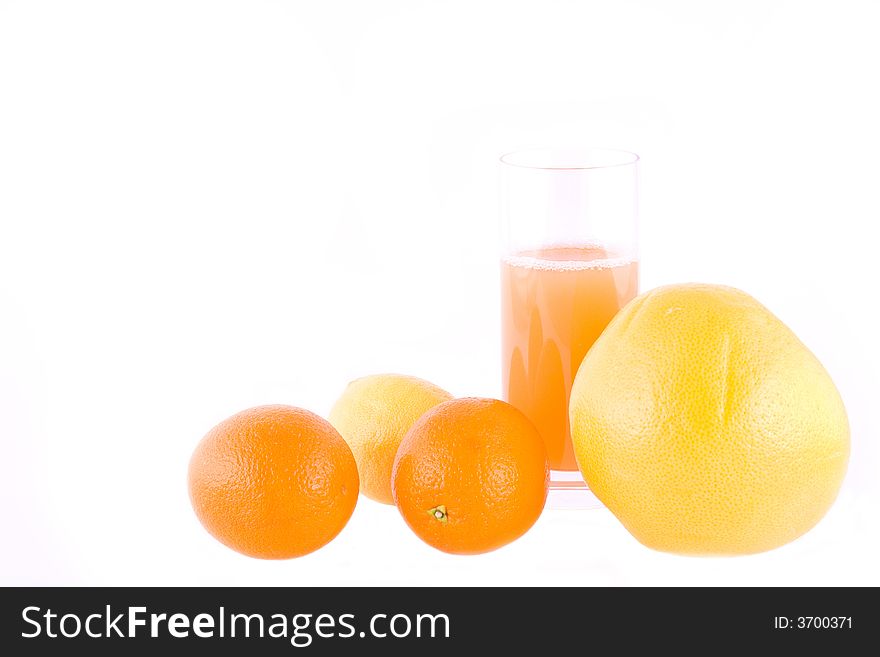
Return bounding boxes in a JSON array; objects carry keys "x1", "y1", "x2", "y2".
[{"x1": 499, "y1": 147, "x2": 639, "y2": 171}]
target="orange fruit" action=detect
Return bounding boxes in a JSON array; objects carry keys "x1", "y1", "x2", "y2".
[
  {"x1": 569, "y1": 284, "x2": 850, "y2": 555},
  {"x1": 329, "y1": 374, "x2": 452, "y2": 505},
  {"x1": 392, "y1": 397, "x2": 549, "y2": 555},
  {"x1": 188, "y1": 404, "x2": 359, "y2": 559}
]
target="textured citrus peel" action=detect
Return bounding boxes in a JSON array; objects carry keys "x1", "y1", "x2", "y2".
[{"x1": 427, "y1": 505, "x2": 448, "y2": 524}]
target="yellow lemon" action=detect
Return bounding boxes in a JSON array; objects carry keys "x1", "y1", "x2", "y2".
[
  {"x1": 569, "y1": 284, "x2": 849, "y2": 555},
  {"x1": 329, "y1": 374, "x2": 452, "y2": 505}
]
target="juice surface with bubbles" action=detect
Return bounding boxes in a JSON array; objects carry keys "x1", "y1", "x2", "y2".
[{"x1": 501, "y1": 245, "x2": 639, "y2": 470}]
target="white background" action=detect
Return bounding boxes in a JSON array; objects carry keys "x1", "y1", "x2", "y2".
[{"x1": 1, "y1": 0, "x2": 878, "y2": 586}]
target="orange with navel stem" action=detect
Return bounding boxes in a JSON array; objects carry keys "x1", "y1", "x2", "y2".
[
  {"x1": 392, "y1": 398, "x2": 549, "y2": 555},
  {"x1": 188, "y1": 405, "x2": 359, "y2": 559}
]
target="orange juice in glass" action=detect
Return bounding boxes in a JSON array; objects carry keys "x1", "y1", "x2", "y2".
[{"x1": 499, "y1": 149, "x2": 639, "y2": 507}]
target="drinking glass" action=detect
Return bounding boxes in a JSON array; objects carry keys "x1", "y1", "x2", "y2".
[{"x1": 499, "y1": 148, "x2": 640, "y2": 508}]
